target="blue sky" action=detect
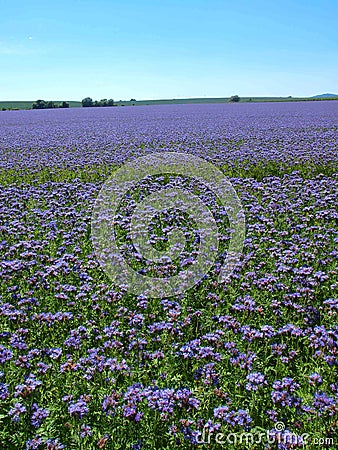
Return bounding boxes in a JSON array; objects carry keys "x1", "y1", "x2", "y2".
[{"x1": 0, "y1": 0, "x2": 337, "y2": 100}]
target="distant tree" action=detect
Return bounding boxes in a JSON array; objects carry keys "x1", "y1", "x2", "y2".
[
  {"x1": 46, "y1": 101, "x2": 56, "y2": 109},
  {"x1": 82, "y1": 97, "x2": 116, "y2": 107},
  {"x1": 2, "y1": 107, "x2": 6, "y2": 111},
  {"x1": 82, "y1": 97, "x2": 93, "y2": 107},
  {"x1": 32, "y1": 99, "x2": 47, "y2": 109},
  {"x1": 130, "y1": 98, "x2": 136, "y2": 102},
  {"x1": 229, "y1": 95, "x2": 240, "y2": 103},
  {"x1": 32, "y1": 99, "x2": 68, "y2": 109}
]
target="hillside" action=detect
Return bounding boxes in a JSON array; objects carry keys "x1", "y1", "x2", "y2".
[{"x1": 311, "y1": 93, "x2": 338, "y2": 98}]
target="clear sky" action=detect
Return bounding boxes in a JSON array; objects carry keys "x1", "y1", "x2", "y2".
[{"x1": 0, "y1": 0, "x2": 337, "y2": 100}]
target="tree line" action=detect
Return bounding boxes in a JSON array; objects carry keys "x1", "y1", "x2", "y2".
[
  {"x1": 81, "y1": 97, "x2": 115, "y2": 107},
  {"x1": 32, "y1": 100, "x2": 69, "y2": 109},
  {"x1": 29, "y1": 97, "x2": 117, "y2": 110}
]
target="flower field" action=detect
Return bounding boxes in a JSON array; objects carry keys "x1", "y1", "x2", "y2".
[{"x1": 0, "y1": 101, "x2": 337, "y2": 449}]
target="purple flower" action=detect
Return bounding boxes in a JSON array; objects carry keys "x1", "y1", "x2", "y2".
[
  {"x1": 102, "y1": 391, "x2": 120, "y2": 416},
  {"x1": 308, "y1": 373, "x2": 323, "y2": 386},
  {"x1": 217, "y1": 409, "x2": 252, "y2": 429},
  {"x1": 45, "y1": 438, "x2": 66, "y2": 449},
  {"x1": 204, "y1": 419, "x2": 222, "y2": 433},
  {"x1": 25, "y1": 436, "x2": 43, "y2": 449},
  {"x1": 214, "y1": 405, "x2": 229, "y2": 419},
  {"x1": 194, "y1": 363, "x2": 219, "y2": 386},
  {"x1": 143, "y1": 387, "x2": 175, "y2": 414},
  {"x1": 122, "y1": 404, "x2": 143, "y2": 422},
  {"x1": 37, "y1": 362, "x2": 52, "y2": 374},
  {"x1": 229, "y1": 351, "x2": 256, "y2": 370},
  {"x1": 271, "y1": 378, "x2": 302, "y2": 408},
  {"x1": 68, "y1": 399, "x2": 89, "y2": 419},
  {"x1": 245, "y1": 372, "x2": 267, "y2": 391},
  {"x1": 30, "y1": 403, "x2": 49, "y2": 428},
  {"x1": 312, "y1": 391, "x2": 337, "y2": 415},
  {"x1": 14, "y1": 374, "x2": 42, "y2": 398},
  {"x1": 0, "y1": 382, "x2": 9, "y2": 400},
  {"x1": 46, "y1": 348, "x2": 62, "y2": 359},
  {"x1": 9, "y1": 402, "x2": 27, "y2": 422},
  {"x1": 0, "y1": 345, "x2": 13, "y2": 364},
  {"x1": 80, "y1": 424, "x2": 92, "y2": 438},
  {"x1": 174, "y1": 388, "x2": 200, "y2": 410}
]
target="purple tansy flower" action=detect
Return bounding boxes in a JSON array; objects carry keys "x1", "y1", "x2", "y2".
[
  {"x1": 330, "y1": 382, "x2": 338, "y2": 393},
  {"x1": 128, "y1": 313, "x2": 145, "y2": 328},
  {"x1": 37, "y1": 362, "x2": 52, "y2": 374},
  {"x1": 30, "y1": 403, "x2": 49, "y2": 428},
  {"x1": 68, "y1": 399, "x2": 89, "y2": 419},
  {"x1": 268, "y1": 428, "x2": 307, "y2": 447},
  {"x1": 204, "y1": 419, "x2": 222, "y2": 433},
  {"x1": 223, "y1": 409, "x2": 252, "y2": 429},
  {"x1": 45, "y1": 438, "x2": 66, "y2": 449},
  {"x1": 245, "y1": 372, "x2": 267, "y2": 391},
  {"x1": 229, "y1": 351, "x2": 256, "y2": 370},
  {"x1": 143, "y1": 387, "x2": 175, "y2": 414},
  {"x1": 0, "y1": 382, "x2": 9, "y2": 400},
  {"x1": 194, "y1": 363, "x2": 219, "y2": 386},
  {"x1": 265, "y1": 409, "x2": 278, "y2": 422},
  {"x1": 308, "y1": 373, "x2": 323, "y2": 386},
  {"x1": 323, "y1": 298, "x2": 338, "y2": 312},
  {"x1": 312, "y1": 391, "x2": 337, "y2": 415},
  {"x1": 271, "y1": 377, "x2": 302, "y2": 408},
  {"x1": 102, "y1": 391, "x2": 120, "y2": 416},
  {"x1": 9, "y1": 402, "x2": 27, "y2": 422},
  {"x1": 14, "y1": 374, "x2": 42, "y2": 398},
  {"x1": 132, "y1": 440, "x2": 142, "y2": 450},
  {"x1": 46, "y1": 348, "x2": 62, "y2": 359},
  {"x1": 174, "y1": 388, "x2": 200, "y2": 410},
  {"x1": 0, "y1": 345, "x2": 13, "y2": 364},
  {"x1": 271, "y1": 343, "x2": 287, "y2": 356},
  {"x1": 25, "y1": 436, "x2": 43, "y2": 449},
  {"x1": 122, "y1": 404, "x2": 143, "y2": 422},
  {"x1": 214, "y1": 405, "x2": 229, "y2": 419},
  {"x1": 272, "y1": 378, "x2": 300, "y2": 393},
  {"x1": 278, "y1": 324, "x2": 304, "y2": 337},
  {"x1": 80, "y1": 424, "x2": 92, "y2": 438}
]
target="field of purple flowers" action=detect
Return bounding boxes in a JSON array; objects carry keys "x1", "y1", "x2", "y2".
[{"x1": 0, "y1": 101, "x2": 337, "y2": 449}]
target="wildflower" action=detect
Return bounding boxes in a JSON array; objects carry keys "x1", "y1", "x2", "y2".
[
  {"x1": 30, "y1": 403, "x2": 49, "y2": 428},
  {"x1": 308, "y1": 373, "x2": 323, "y2": 386},
  {"x1": 245, "y1": 372, "x2": 267, "y2": 391},
  {"x1": 68, "y1": 399, "x2": 89, "y2": 419},
  {"x1": 9, "y1": 402, "x2": 27, "y2": 422}
]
